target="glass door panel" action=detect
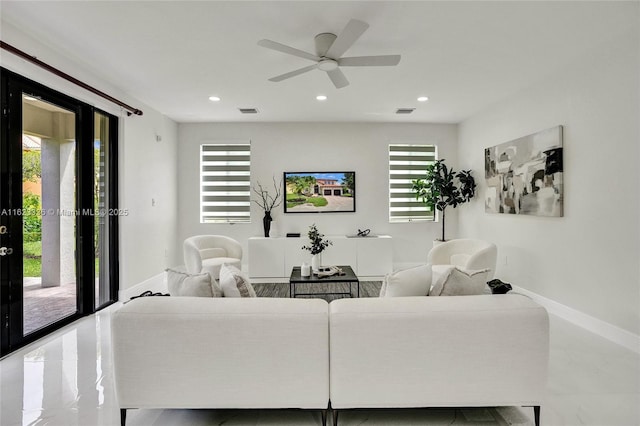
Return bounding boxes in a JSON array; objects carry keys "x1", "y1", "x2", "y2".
[
  {"x1": 21, "y1": 94, "x2": 78, "y2": 335},
  {"x1": 94, "y1": 112, "x2": 110, "y2": 309}
]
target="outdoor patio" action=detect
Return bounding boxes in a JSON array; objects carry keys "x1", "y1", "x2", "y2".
[{"x1": 23, "y1": 277, "x2": 76, "y2": 335}]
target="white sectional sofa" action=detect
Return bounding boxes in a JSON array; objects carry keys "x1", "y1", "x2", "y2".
[
  {"x1": 329, "y1": 294, "x2": 549, "y2": 425},
  {"x1": 111, "y1": 294, "x2": 549, "y2": 426},
  {"x1": 111, "y1": 297, "x2": 330, "y2": 426}
]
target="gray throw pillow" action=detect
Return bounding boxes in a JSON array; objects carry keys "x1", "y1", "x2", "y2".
[
  {"x1": 429, "y1": 266, "x2": 489, "y2": 296},
  {"x1": 166, "y1": 268, "x2": 222, "y2": 297}
]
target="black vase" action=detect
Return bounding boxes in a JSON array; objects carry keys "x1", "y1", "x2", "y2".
[{"x1": 263, "y1": 211, "x2": 272, "y2": 237}]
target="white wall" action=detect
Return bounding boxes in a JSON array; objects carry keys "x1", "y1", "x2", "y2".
[
  {"x1": 119, "y1": 109, "x2": 179, "y2": 289},
  {"x1": 1, "y1": 22, "x2": 180, "y2": 293},
  {"x1": 458, "y1": 29, "x2": 640, "y2": 335},
  {"x1": 177, "y1": 122, "x2": 458, "y2": 270}
]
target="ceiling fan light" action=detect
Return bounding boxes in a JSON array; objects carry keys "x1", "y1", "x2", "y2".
[
  {"x1": 316, "y1": 95, "x2": 327, "y2": 101},
  {"x1": 209, "y1": 96, "x2": 221, "y2": 102},
  {"x1": 417, "y1": 96, "x2": 429, "y2": 102},
  {"x1": 317, "y1": 59, "x2": 338, "y2": 71}
]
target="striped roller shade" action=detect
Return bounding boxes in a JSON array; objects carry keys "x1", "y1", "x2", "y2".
[
  {"x1": 200, "y1": 143, "x2": 251, "y2": 223},
  {"x1": 389, "y1": 144, "x2": 436, "y2": 222}
]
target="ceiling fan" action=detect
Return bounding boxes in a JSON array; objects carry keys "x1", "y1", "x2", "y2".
[{"x1": 257, "y1": 19, "x2": 401, "y2": 89}]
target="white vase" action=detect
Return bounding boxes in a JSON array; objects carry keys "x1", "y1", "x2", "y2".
[
  {"x1": 311, "y1": 253, "x2": 322, "y2": 272},
  {"x1": 269, "y1": 220, "x2": 278, "y2": 237}
]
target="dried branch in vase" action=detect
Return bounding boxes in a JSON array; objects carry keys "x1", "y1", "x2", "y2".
[{"x1": 252, "y1": 176, "x2": 283, "y2": 212}]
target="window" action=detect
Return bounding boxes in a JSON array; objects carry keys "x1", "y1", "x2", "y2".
[
  {"x1": 200, "y1": 143, "x2": 251, "y2": 223},
  {"x1": 389, "y1": 144, "x2": 436, "y2": 222}
]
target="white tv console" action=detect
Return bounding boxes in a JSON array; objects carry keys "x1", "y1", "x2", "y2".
[{"x1": 248, "y1": 235, "x2": 392, "y2": 281}]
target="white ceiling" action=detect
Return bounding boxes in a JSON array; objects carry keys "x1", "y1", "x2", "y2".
[{"x1": 0, "y1": 1, "x2": 636, "y2": 123}]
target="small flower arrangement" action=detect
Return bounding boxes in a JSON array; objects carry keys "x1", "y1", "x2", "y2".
[{"x1": 302, "y1": 224, "x2": 332, "y2": 255}]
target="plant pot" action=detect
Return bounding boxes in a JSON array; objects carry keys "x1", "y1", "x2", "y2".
[
  {"x1": 311, "y1": 253, "x2": 322, "y2": 272},
  {"x1": 269, "y1": 220, "x2": 278, "y2": 238}
]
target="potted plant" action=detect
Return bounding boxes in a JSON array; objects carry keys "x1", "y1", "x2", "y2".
[
  {"x1": 302, "y1": 224, "x2": 332, "y2": 272},
  {"x1": 252, "y1": 177, "x2": 282, "y2": 237},
  {"x1": 411, "y1": 159, "x2": 476, "y2": 242}
]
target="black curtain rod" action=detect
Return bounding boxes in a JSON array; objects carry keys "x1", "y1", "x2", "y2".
[{"x1": 1, "y1": 40, "x2": 143, "y2": 116}]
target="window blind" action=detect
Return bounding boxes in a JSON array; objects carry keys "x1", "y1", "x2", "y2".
[
  {"x1": 389, "y1": 144, "x2": 436, "y2": 222},
  {"x1": 200, "y1": 143, "x2": 251, "y2": 223}
]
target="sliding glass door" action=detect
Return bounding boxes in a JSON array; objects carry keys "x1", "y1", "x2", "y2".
[
  {"x1": 1, "y1": 68, "x2": 118, "y2": 356},
  {"x1": 21, "y1": 94, "x2": 79, "y2": 335}
]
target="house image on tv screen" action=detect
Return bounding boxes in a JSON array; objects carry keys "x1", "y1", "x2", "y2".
[
  {"x1": 312, "y1": 178, "x2": 347, "y2": 196},
  {"x1": 284, "y1": 172, "x2": 355, "y2": 213}
]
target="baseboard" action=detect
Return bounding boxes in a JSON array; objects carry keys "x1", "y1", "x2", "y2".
[
  {"x1": 513, "y1": 285, "x2": 640, "y2": 354},
  {"x1": 119, "y1": 272, "x2": 167, "y2": 301},
  {"x1": 358, "y1": 276, "x2": 385, "y2": 281},
  {"x1": 250, "y1": 277, "x2": 289, "y2": 284}
]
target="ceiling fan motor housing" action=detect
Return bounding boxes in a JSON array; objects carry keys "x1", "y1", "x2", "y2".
[{"x1": 315, "y1": 32, "x2": 337, "y2": 57}]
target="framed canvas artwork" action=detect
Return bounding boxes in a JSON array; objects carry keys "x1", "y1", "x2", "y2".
[{"x1": 485, "y1": 125, "x2": 563, "y2": 217}]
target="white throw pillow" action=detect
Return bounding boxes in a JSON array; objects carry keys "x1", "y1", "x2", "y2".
[
  {"x1": 166, "y1": 268, "x2": 221, "y2": 297},
  {"x1": 219, "y1": 263, "x2": 257, "y2": 298},
  {"x1": 380, "y1": 264, "x2": 432, "y2": 297},
  {"x1": 429, "y1": 266, "x2": 489, "y2": 296},
  {"x1": 210, "y1": 279, "x2": 223, "y2": 297}
]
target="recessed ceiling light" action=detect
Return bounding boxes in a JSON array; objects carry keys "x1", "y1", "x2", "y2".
[
  {"x1": 316, "y1": 95, "x2": 327, "y2": 101},
  {"x1": 208, "y1": 96, "x2": 221, "y2": 102},
  {"x1": 417, "y1": 96, "x2": 429, "y2": 102}
]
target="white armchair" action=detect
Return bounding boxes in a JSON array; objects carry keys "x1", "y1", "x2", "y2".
[
  {"x1": 427, "y1": 239, "x2": 498, "y2": 280},
  {"x1": 183, "y1": 235, "x2": 243, "y2": 279}
]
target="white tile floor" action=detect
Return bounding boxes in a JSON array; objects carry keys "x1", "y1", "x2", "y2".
[{"x1": 1, "y1": 303, "x2": 638, "y2": 426}]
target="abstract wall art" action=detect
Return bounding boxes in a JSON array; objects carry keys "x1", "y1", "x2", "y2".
[{"x1": 485, "y1": 125, "x2": 563, "y2": 217}]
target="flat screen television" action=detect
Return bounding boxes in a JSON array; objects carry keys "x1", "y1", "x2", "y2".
[{"x1": 283, "y1": 171, "x2": 356, "y2": 213}]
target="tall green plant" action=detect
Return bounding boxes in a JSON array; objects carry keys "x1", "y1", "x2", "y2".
[{"x1": 411, "y1": 159, "x2": 476, "y2": 241}]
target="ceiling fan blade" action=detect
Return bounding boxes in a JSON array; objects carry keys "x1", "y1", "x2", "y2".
[
  {"x1": 339, "y1": 55, "x2": 401, "y2": 66},
  {"x1": 258, "y1": 39, "x2": 321, "y2": 62},
  {"x1": 325, "y1": 19, "x2": 369, "y2": 59},
  {"x1": 268, "y1": 64, "x2": 318, "y2": 82},
  {"x1": 327, "y1": 68, "x2": 349, "y2": 89}
]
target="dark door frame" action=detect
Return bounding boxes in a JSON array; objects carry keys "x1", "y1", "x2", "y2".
[{"x1": 0, "y1": 68, "x2": 119, "y2": 357}]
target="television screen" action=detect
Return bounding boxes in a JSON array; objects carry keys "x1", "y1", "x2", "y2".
[{"x1": 284, "y1": 172, "x2": 356, "y2": 213}]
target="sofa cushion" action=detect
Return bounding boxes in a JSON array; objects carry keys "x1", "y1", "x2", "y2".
[
  {"x1": 429, "y1": 266, "x2": 489, "y2": 296},
  {"x1": 166, "y1": 268, "x2": 222, "y2": 297},
  {"x1": 380, "y1": 264, "x2": 432, "y2": 297},
  {"x1": 219, "y1": 263, "x2": 257, "y2": 297}
]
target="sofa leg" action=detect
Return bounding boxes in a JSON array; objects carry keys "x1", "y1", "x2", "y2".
[
  {"x1": 534, "y1": 405, "x2": 540, "y2": 426},
  {"x1": 332, "y1": 409, "x2": 339, "y2": 426},
  {"x1": 120, "y1": 408, "x2": 127, "y2": 426}
]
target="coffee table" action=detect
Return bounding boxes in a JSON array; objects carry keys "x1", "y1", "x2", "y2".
[{"x1": 289, "y1": 265, "x2": 360, "y2": 298}]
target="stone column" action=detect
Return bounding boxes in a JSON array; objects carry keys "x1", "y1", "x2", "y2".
[
  {"x1": 40, "y1": 111, "x2": 76, "y2": 287},
  {"x1": 40, "y1": 139, "x2": 61, "y2": 288}
]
